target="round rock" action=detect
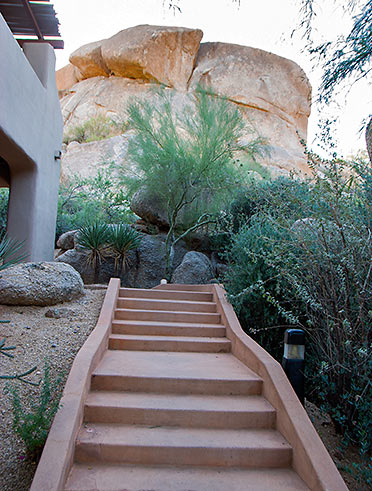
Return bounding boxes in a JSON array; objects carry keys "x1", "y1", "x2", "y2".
[
  {"x1": 171, "y1": 251, "x2": 214, "y2": 285},
  {"x1": 0, "y1": 262, "x2": 84, "y2": 306}
]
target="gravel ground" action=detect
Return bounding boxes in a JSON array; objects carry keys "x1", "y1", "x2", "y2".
[
  {"x1": 0, "y1": 287, "x2": 367, "y2": 490},
  {"x1": 0, "y1": 288, "x2": 106, "y2": 491}
]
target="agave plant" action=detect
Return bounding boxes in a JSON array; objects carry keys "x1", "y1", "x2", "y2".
[
  {"x1": 0, "y1": 234, "x2": 27, "y2": 271},
  {"x1": 108, "y1": 224, "x2": 142, "y2": 273},
  {"x1": 77, "y1": 223, "x2": 111, "y2": 282}
]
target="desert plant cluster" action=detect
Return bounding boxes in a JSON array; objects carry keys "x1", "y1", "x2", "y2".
[{"x1": 212, "y1": 150, "x2": 372, "y2": 482}]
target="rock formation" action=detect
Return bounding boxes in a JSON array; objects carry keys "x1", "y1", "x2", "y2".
[{"x1": 57, "y1": 24, "x2": 312, "y2": 179}]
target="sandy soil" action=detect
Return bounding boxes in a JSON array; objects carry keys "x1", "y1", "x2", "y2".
[
  {"x1": 0, "y1": 287, "x2": 369, "y2": 490},
  {"x1": 0, "y1": 287, "x2": 106, "y2": 491}
]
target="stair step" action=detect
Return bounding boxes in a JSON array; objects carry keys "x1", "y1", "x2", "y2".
[
  {"x1": 114, "y1": 308, "x2": 221, "y2": 324},
  {"x1": 119, "y1": 287, "x2": 214, "y2": 302},
  {"x1": 108, "y1": 334, "x2": 231, "y2": 352},
  {"x1": 66, "y1": 464, "x2": 309, "y2": 491},
  {"x1": 111, "y1": 319, "x2": 226, "y2": 337},
  {"x1": 155, "y1": 284, "x2": 213, "y2": 292},
  {"x1": 117, "y1": 297, "x2": 217, "y2": 313},
  {"x1": 91, "y1": 351, "x2": 262, "y2": 395},
  {"x1": 84, "y1": 391, "x2": 276, "y2": 429},
  {"x1": 75, "y1": 424, "x2": 292, "y2": 467}
]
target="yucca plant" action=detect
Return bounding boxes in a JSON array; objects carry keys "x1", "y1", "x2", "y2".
[
  {"x1": 0, "y1": 234, "x2": 27, "y2": 271},
  {"x1": 77, "y1": 223, "x2": 111, "y2": 282},
  {"x1": 108, "y1": 224, "x2": 142, "y2": 273}
]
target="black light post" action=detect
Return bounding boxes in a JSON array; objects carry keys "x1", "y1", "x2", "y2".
[{"x1": 282, "y1": 328, "x2": 305, "y2": 404}]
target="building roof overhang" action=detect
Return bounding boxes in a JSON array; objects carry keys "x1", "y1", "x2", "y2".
[{"x1": 0, "y1": 0, "x2": 63, "y2": 49}]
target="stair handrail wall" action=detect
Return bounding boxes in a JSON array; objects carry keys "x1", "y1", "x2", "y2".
[
  {"x1": 211, "y1": 283, "x2": 347, "y2": 491},
  {"x1": 31, "y1": 278, "x2": 121, "y2": 491}
]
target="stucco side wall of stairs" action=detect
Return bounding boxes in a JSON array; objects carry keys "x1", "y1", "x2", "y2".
[{"x1": 31, "y1": 279, "x2": 346, "y2": 490}]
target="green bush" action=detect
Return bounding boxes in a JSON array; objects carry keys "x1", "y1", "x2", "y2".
[
  {"x1": 222, "y1": 156, "x2": 372, "y2": 454},
  {"x1": 9, "y1": 363, "x2": 62, "y2": 459},
  {"x1": 63, "y1": 114, "x2": 128, "y2": 144},
  {"x1": 56, "y1": 168, "x2": 134, "y2": 241}
]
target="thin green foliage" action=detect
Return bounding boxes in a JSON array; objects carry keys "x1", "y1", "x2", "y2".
[
  {"x1": 8, "y1": 363, "x2": 62, "y2": 458},
  {"x1": 123, "y1": 85, "x2": 267, "y2": 278},
  {"x1": 57, "y1": 168, "x2": 134, "y2": 240}
]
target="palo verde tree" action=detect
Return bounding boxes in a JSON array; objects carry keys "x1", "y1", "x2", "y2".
[{"x1": 124, "y1": 87, "x2": 265, "y2": 279}]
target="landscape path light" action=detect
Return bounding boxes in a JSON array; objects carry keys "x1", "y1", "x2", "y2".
[{"x1": 282, "y1": 328, "x2": 305, "y2": 405}]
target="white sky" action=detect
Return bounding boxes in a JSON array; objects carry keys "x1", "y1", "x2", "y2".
[{"x1": 52, "y1": 0, "x2": 371, "y2": 157}]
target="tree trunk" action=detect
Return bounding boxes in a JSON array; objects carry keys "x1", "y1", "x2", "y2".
[{"x1": 366, "y1": 115, "x2": 372, "y2": 163}]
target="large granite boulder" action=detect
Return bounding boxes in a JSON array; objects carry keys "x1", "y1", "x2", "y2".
[
  {"x1": 190, "y1": 42, "x2": 310, "y2": 138},
  {"x1": 69, "y1": 39, "x2": 109, "y2": 79},
  {"x1": 61, "y1": 135, "x2": 130, "y2": 181},
  {"x1": 0, "y1": 262, "x2": 84, "y2": 306},
  {"x1": 60, "y1": 76, "x2": 150, "y2": 132},
  {"x1": 171, "y1": 251, "x2": 214, "y2": 284},
  {"x1": 190, "y1": 42, "x2": 311, "y2": 175},
  {"x1": 101, "y1": 25, "x2": 203, "y2": 90}
]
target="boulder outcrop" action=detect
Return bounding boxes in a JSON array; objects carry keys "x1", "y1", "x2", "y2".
[
  {"x1": 58, "y1": 24, "x2": 312, "y2": 179},
  {"x1": 101, "y1": 25, "x2": 203, "y2": 90},
  {"x1": 69, "y1": 39, "x2": 109, "y2": 79},
  {"x1": 0, "y1": 262, "x2": 84, "y2": 306}
]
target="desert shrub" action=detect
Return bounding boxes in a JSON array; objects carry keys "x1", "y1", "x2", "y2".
[
  {"x1": 56, "y1": 168, "x2": 134, "y2": 240},
  {"x1": 123, "y1": 85, "x2": 267, "y2": 278},
  {"x1": 8, "y1": 363, "x2": 62, "y2": 459},
  {"x1": 211, "y1": 176, "x2": 313, "y2": 261},
  {"x1": 108, "y1": 224, "x2": 142, "y2": 273},
  {"x1": 222, "y1": 156, "x2": 372, "y2": 454},
  {"x1": 76, "y1": 222, "x2": 143, "y2": 282},
  {"x1": 63, "y1": 114, "x2": 128, "y2": 144}
]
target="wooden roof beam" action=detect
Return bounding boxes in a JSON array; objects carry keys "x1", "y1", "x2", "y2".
[{"x1": 20, "y1": 0, "x2": 43, "y2": 39}]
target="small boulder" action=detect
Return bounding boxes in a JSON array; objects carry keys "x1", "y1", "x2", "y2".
[
  {"x1": 0, "y1": 262, "x2": 84, "y2": 306},
  {"x1": 171, "y1": 251, "x2": 214, "y2": 284},
  {"x1": 56, "y1": 230, "x2": 78, "y2": 250},
  {"x1": 45, "y1": 307, "x2": 75, "y2": 319},
  {"x1": 101, "y1": 25, "x2": 203, "y2": 89},
  {"x1": 130, "y1": 188, "x2": 169, "y2": 228}
]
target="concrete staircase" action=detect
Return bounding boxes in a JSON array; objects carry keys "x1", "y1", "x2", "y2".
[{"x1": 64, "y1": 285, "x2": 309, "y2": 490}]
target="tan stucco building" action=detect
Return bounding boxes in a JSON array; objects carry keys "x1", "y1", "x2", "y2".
[{"x1": 0, "y1": 6, "x2": 63, "y2": 261}]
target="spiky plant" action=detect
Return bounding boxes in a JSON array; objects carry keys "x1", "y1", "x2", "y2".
[
  {"x1": 108, "y1": 224, "x2": 142, "y2": 273},
  {"x1": 0, "y1": 234, "x2": 27, "y2": 271},
  {"x1": 77, "y1": 223, "x2": 111, "y2": 282}
]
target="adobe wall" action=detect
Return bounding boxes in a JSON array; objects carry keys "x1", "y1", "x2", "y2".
[{"x1": 0, "y1": 14, "x2": 63, "y2": 261}]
